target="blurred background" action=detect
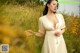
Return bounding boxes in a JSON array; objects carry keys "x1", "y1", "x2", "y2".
[{"x1": 0, "y1": 0, "x2": 80, "y2": 53}]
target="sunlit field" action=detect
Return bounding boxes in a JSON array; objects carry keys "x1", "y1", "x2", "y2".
[{"x1": 0, "y1": 3, "x2": 80, "y2": 53}]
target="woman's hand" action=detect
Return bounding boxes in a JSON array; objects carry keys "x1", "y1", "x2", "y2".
[
  {"x1": 25, "y1": 29, "x2": 33, "y2": 36},
  {"x1": 54, "y1": 30, "x2": 61, "y2": 37}
]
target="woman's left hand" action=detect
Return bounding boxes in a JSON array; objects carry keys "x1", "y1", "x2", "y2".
[{"x1": 54, "y1": 30, "x2": 62, "y2": 37}]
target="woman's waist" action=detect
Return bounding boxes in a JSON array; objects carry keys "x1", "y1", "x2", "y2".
[
  {"x1": 45, "y1": 30, "x2": 62, "y2": 36},
  {"x1": 46, "y1": 30, "x2": 55, "y2": 33},
  {"x1": 45, "y1": 30, "x2": 56, "y2": 36},
  {"x1": 46, "y1": 29, "x2": 61, "y2": 33}
]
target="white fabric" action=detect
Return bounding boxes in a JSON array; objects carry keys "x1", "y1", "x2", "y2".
[{"x1": 39, "y1": 13, "x2": 67, "y2": 53}]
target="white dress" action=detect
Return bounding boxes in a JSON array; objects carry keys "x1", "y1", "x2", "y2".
[{"x1": 38, "y1": 13, "x2": 67, "y2": 53}]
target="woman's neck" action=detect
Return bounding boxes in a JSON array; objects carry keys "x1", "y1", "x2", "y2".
[{"x1": 47, "y1": 10, "x2": 55, "y2": 16}]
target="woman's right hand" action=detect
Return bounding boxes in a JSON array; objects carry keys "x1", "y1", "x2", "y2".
[{"x1": 24, "y1": 29, "x2": 33, "y2": 36}]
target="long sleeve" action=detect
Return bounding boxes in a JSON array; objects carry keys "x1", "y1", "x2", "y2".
[
  {"x1": 59, "y1": 14, "x2": 66, "y2": 29},
  {"x1": 38, "y1": 18, "x2": 46, "y2": 35}
]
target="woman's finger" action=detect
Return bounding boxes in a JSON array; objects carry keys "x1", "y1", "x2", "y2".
[{"x1": 25, "y1": 30, "x2": 33, "y2": 36}]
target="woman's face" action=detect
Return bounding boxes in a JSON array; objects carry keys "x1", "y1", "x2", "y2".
[{"x1": 47, "y1": 0, "x2": 58, "y2": 13}]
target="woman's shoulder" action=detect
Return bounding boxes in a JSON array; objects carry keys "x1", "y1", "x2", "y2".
[
  {"x1": 56, "y1": 12, "x2": 63, "y2": 16},
  {"x1": 56, "y1": 13, "x2": 65, "y2": 22},
  {"x1": 56, "y1": 13, "x2": 64, "y2": 19},
  {"x1": 39, "y1": 15, "x2": 46, "y2": 21}
]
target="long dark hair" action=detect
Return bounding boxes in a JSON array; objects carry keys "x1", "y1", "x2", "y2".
[{"x1": 43, "y1": 0, "x2": 58, "y2": 15}]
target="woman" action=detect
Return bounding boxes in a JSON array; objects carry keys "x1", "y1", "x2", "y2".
[{"x1": 25, "y1": 0, "x2": 67, "y2": 53}]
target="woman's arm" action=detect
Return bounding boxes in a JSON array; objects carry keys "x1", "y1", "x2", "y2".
[
  {"x1": 25, "y1": 17, "x2": 46, "y2": 37},
  {"x1": 54, "y1": 28, "x2": 66, "y2": 36},
  {"x1": 33, "y1": 31, "x2": 45, "y2": 37},
  {"x1": 60, "y1": 13, "x2": 66, "y2": 35},
  {"x1": 60, "y1": 28, "x2": 66, "y2": 34},
  {"x1": 25, "y1": 29, "x2": 45, "y2": 37}
]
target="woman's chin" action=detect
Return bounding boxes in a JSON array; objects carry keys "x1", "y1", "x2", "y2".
[
  {"x1": 53, "y1": 11, "x2": 56, "y2": 13},
  {"x1": 52, "y1": 10, "x2": 57, "y2": 13}
]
